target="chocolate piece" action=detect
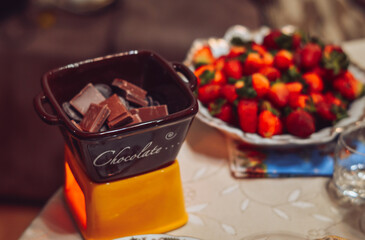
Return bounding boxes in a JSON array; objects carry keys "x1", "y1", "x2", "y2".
[
  {"x1": 118, "y1": 96, "x2": 130, "y2": 110},
  {"x1": 100, "y1": 94, "x2": 128, "y2": 122},
  {"x1": 95, "y1": 83, "x2": 113, "y2": 98},
  {"x1": 107, "y1": 112, "x2": 133, "y2": 128},
  {"x1": 125, "y1": 113, "x2": 142, "y2": 127},
  {"x1": 70, "y1": 83, "x2": 106, "y2": 115},
  {"x1": 130, "y1": 105, "x2": 168, "y2": 122},
  {"x1": 62, "y1": 102, "x2": 82, "y2": 121},
  {"x1": 112, "y1": 78, "x2": 148, "y2": 107},
  {"x1": 79, "y1": 104, "x2": 110, "y2": 132}
]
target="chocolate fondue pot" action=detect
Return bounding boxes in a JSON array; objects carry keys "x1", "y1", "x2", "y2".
[{"x1": 34, "y1": 50, "x2": 198, "y2": 182}]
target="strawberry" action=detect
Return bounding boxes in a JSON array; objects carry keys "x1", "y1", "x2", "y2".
[
  {"x1": 258, "y1": 110, "x2": 283, "y2": 138},
  {"x1": 295, "y1": 43, "x2": 322, "y2": 70},
  {"x1": 288, "y1": 93, "x2": 310, "y2": 109},
  {"x1": 227, "y1": 46, "x2": 246, "y2": 58},
  {"x1": 194, "y1": 65, "x2": 215, "y2": 86},
  {"x1": 213, "y1": 56, "x2": 226, "y2": 70},
  {"x1": 273, "y1": 50, "x2": 293, "y2": 71},
  {"x1": 209, "y1": 99, "x2": 235, "y2": 124},
  {"x1": 237, "y1": 99, "x2": 258, "y2": 133},
  {"x1": 211, "y1": 70, "x2": 227, "y2": 85},
  {"x1": 259, "y1": 66, "x2": 281, "y2": 82},
  {"x1": 309, "y1": 92, "x2": 325, "y2": 105},
  {"x1": 221, "y1": 84, "x2": 238, "y2": 103},
  {"x1": 291, "y1": 32, "x2": 302, "y2": 50},
  {"x1": 263, "y1": 30, "x2": 282, "y2": 50},
  {"x1": 242, "y1": 52, "x2": 264, "y2": 75},
  {"x1": 223, "y1": 59, "x2": 243, "y2": 79},
  {"x1": 285, "y1": 109, "x2": 315, "y2": 138},
  {"x1": 192, "y1": 45, "x2": 215, "y2": 68},
  {"x1": 286, "y1": 82, "x2": 303, "y2": 95},
  {"x1": 302, "y1": 72, "x2": 324, "y2": 93},
  {"x1": 324, "y1": 92, "x2": 347, "y2": 108},
  {"x1": 251, "y1": 43, "x2": 268, "y2": 56},
  {"x1": 333, "y1": 71, "x2": 364, "y2": 100},
  {"x1": 262, "y1": 52, "x2": 274, "y2": 67},
  {"x1": 251, "y1": 73, "x2": 270, "y2": 98},
  {"x1": 322, "y1": 45, "x2": 349, "y2": 78},
  {"x1": 316, "y1": 94, "x2": 348, "y2": 123},
  {"x1": 267, "y1": 82, "x2": 290, "y2": 108},
  {"x1": 263, "y1": 30, "x2": 302, "y2": 50},
  {"x1": 316, "y1": 101, "x2": 337, "y2": 122},
  {"x1": 198, "y1": 83, "x2": 221, "y2": 104}
]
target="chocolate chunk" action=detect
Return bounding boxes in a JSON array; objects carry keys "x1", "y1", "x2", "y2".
[
  {"x1": 112, "y1": 78, "x2": 148, "y2": 107},
  {"x1": 125, "y1": 113, "x2": 142, "y2": 127},
  {"x1": 130, "y1": 105, "x2": 168, "y2": 122},
  {"x1": 62, "y1": 102, "x2": 82, "y2": 121},
  {"x1": 95, "y1": 83, "x2": 113, "y2": 98},
  {"x1": 79, "y1": 104, "x2": 110, "y2": 132},
  {"x1": 99, "y1": 94, "x2": 128, "y2": 122},
  {"x1": 107, "y1": 112, "x2": 133, "y2": 129},
  {"x1": 118, "y1": 96, "x2": 130, "y2": 110},
  {"x1": 70, "y1": 83, "x2": 106, "y2": 115}
]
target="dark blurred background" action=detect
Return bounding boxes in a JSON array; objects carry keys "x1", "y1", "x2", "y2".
[{"x1": 0, "y1": 0, "x2": 365, "y2": 212}]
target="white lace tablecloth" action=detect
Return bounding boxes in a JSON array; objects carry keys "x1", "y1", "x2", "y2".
[{"x1": 20, "y1": 40, "x2": 365, "y2": 240}]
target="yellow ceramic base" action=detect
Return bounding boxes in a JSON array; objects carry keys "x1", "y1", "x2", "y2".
[{"x1": 64, "y1": 146, "x2": 188, "y2": 240}]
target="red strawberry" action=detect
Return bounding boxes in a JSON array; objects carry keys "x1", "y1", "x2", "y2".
[
  {"x1": 258, "y1": 110, "x2": 283, "y2": 138},
  {"x1": 242, "y1": 52, "x2": 264, "y2": 75},
  {"x1": 259, "y1": 66, "x2": 281, "y2": 82},
  {"x1": 285, "y1": 109, "x2": 315, "y2": 138},
  {"x1": 267, "y1": 82, "x2": 290, "y2": 108},
  {"x1": 291, "y1": 33, "x2": 302, "y2": 50},
  {"x1": 251, "y1": 43, "x2": 268, "y2": 56},
  {"x1": 274, "y1": 50, "x2": 293, "y2": 71},
  {"x1": 211, "y1": 70, "x2": 227, "y2": 85},
  {"x1": 316, "y1": 93, "x2": 348, "y2": 122},
  {"x1": 295, "y1": 43, "x2": 322, "y2": 70},
  {"x1": 322, "y1": 45, "x2": 349, "y2": 78},
  {"x1": 237, "y1": 99, "x2": 258, "y2": 133},
  {"x1": 198, "y1": 83, "x2": 221, "y2": 104},
  {"x1": 288, "y1": 93, "x2": 310, "y2": 109},
  {"x1": 263, "y1": 30, "x2": 282, "y2": 50},
  {"x1": 209, "y1": 100, "x2": 235, "y2": 124},
  {"x1": 192, "y1": 46, "x2": 215, "y2": 67},
  {"x1": 316, "y1": 101, "x2": 337, "y2": 122},
  {"x1": 302, "y1": 72, "x2": 324, "y2": 93},
  {"x1": 227, "y1": 46, "x2": 246, "y2": 58},
  {"x1": 221, "y1": 84, "x2": 238, "y2": 103},
  {"x1": 251, "y1": 73, "x2": 270, "y2": 98},
  {"x1": 262, "y1": 52, "x2": 274, "y2": 67},
  {"x1": 286, "y1": 82, "x2": 303, "y2": 95},
  {"x1": 223, "y1": 60, "x2": 243, "y2": 79},
  {"x1": 333, "y1": 71, "x2": 364, "y2": 100},
  {"x1": 324, "y1": 92, "x2": 347, "y2": 108},
  {"x1": 213, "y1": 56, "x2": 226, "y2": 70},
  {"x1": 310, "y1": 92, "x2": 325, "y2": 105},
  {"x1": 194, "y1": 65, "x2": 215, "y2": 86}
]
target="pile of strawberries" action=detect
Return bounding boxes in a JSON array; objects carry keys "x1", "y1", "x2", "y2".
[{"x1": 192, "y1": 29, "x2": 364, "y2": 138}]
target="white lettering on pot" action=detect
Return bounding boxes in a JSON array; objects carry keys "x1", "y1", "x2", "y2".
[{"x1": 93, "y1": 141, "x2": 163, "y2": 167}]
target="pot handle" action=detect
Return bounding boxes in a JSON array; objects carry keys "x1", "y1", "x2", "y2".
[
  {"x1": 172, "y1": 62, "x2": 198, "y2": 92},
  {"x1": 34, "y1": 92, "x2": 62, "y2": 125}
]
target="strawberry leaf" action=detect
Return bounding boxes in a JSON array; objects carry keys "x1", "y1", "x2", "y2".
[
  {"x1": 331, "y1": 104, "x2": 348, "y2": 123},
  {"x1": 209, "y1": 98, "x2": 227, "y2": 116},
  {"x1": 199, "y1": 69, "x2": 215, "y2": 85},
  {"x1": 322, "y1": 50, "x2": 349, "y2": 75}
]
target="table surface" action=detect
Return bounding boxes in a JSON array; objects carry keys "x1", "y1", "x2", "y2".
[{"x1": 20, "y1": 39, "x2": 365, "y2": 240}]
